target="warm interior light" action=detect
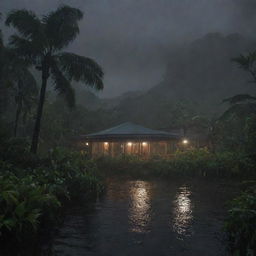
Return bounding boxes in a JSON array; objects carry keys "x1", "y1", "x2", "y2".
[
  {"x1": 183, "y1": 139, "x2": 188, "y2": 144},
  {"x1": 127, "y1": 142, "x2": 132, "y2": 146},
  {"x1": 104, "y1": 142, "x2": 109, "y2": 150},
  {"x1": 142, "y1": 142, "x2": 147, "y2": 146},
  {"x1": 86, "y1": 142, "x2": 89, "y2": 146}
]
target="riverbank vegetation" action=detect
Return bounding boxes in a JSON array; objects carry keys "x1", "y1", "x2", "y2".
[
  {"x1": 96, "y1": 149, "x2": 255, "y2": 179},
  {"x1": 0, "y1": 137, "x2": 102, "y2": 255},
  {"x1": 225, "y1": 181, "x2": 256, "y2": 255}
]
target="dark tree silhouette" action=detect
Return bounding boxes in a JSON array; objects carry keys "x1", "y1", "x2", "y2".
[
  {"x1": 0, "y1": 18, "x2": 36, "y2": 127},
  {"x1": 0, "y1": 13, "x2": 7, "y2": 115},
  {"x1": 6, "y1": 5, "x2": 104, "y2": 153},
  {"x1": 13, "y1": 74, "x2": 37, "y2": 137},
  {"x1": 220, "y1": 52, "x2": 256, "y2": 120}
]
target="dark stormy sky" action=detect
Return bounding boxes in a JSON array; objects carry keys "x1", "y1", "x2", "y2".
[{"x1": 1, "y1": 0, "x2": 256, "y2": 98}]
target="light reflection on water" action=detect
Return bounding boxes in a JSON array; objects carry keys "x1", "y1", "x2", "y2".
[
  {"x1": 172, "y1": 185, "x2": 193, "y2": 238},
  {"x1": 47, "y1": 179, "x2": 236, "y2": 256},
  {"x1": 128, "y1": 181, "x2": 151, "y2": 233}
]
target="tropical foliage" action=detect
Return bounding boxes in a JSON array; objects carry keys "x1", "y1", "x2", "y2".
[
  {"x1": 221, "y1": 52, "x2": 256, "y2": 116},
  {"x1": 96, "y1": 149, "x2": 255, "y2": 178},
  {"x1": 0, "y1": 137, "x2": 102, "y2": 254},
  {"x1": 5, "y1": 5, "x2": 104, "y2": 153},
  {"x1": 225, "y1": 181, "x2": 256, "y2": 255},
  {"x1": 0, "y1": 24, "x2": 37, "y2": 128}
]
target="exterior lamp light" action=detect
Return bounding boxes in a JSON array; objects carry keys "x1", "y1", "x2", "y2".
[
  {"x1": 182, "y1": 139, "x2": 189, "y2": 145},
  {"x1": 142, "y1": 142, "x2": 147, "y2": 146},
  {"x1": 127, "y1": 142, "x2": 132, "y2": 146},
  {"x1": 104, "y1": 142, "x2": 109, "y2": 150},
  {"x1": 86, "y1": 142, "x2": 89, "y2": 146}
]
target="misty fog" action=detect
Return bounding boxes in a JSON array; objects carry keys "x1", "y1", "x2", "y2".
[{"x1": 1, "y1": 0, "x2": 255, "y2": 98}]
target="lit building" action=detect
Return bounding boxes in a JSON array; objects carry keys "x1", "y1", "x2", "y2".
[{"x1": 79, "y1": 122, "x2": 182, "y2": 158}]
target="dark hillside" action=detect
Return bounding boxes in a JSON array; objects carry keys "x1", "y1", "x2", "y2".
[{"x1": 105, "y1": 33, "x2": 256, "y2": 127}]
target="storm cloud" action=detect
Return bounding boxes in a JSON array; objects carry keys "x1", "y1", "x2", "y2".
[{"x1": 1, "y1": 0, "x2": 255, "y2": 97}]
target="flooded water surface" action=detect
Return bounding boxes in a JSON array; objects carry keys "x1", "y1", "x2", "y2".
[{"x1": 47, "y1": 178, "x2": 238, "y2": 256}]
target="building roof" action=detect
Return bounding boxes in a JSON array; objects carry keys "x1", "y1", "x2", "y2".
[{"x1": 83, "y1": 122, "x2": 181, "y2": 141}]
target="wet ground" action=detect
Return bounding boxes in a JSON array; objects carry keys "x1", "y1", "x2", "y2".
[{"x1": 44, "y1": 178, "x2": 239, "y2": 256}]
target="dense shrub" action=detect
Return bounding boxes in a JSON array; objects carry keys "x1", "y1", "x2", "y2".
[
  {"x1": 0, "y1": 170, "x2": 60, "y2": 244},
  {"x1": 0, "y1": 137, "x2": 40, "y2": 168},
  {"x1": 0, "y1": 145, "x2": 102, "y2": 254},
  {"x1": 96, "y1": 149, "x2": 255, "y2": 178},
  {"x1": 225, "y1": 182, "x2": 256, "y2": 256}
]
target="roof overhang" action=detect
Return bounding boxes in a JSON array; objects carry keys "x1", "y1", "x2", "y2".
[
  {"x1": 81, "y1": 134, "x2": 181, "y2": 142},
  {"x1": 80, "y1": 122, "x2": 182, "y2": 142}
]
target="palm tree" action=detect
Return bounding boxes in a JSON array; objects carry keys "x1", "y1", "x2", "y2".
[
  {"x1": 0, "y1": 13, "x2": 2, "y2": 46},
  {"x1": 0, "y1": 18, "x2": 37, "y2": 135},
  {"x1": 0, "y1": 12, "x2": 3, "y2": 48},
  {"x1": 6, "y1": 5, "x2": 104, "y2": 153},
  {"x1": 216, "y1": 52, "x2": 256, "y2": 151},
  {"x1": 0, "y1": 12, "x2": 7, "y2": 116},
  {"x1": 233, "y1": 52, "x2": 256, "y2": 83},
  {"x1": 220, "y1": 52, "x2": 256, "y2": 120},
  {"x1": 13, "y1": 73, "x2": 37, "y2": 137},
  {"x1": 5, "y1": 51, "x2": 38, "y2": 137}
]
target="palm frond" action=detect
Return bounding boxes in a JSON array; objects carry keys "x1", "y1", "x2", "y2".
[
  {"x1": 7, "y1": 47, "x2": 31, "y2": 66},
  {"x1": 20, "y1": 69, "x2": 38, "y2": 95},
  {"x1": 219, "y1": 103, "x2": 256, "y2": 121},
  {"x1": 5, "y1": 9, "x2": 41, "y2": 39},
  {"x1": 232, "y1": 52, "x2": 256, "y2": 69},
  {"x1": 43, "y1": 5, "x2": 83, "y2": 50},
  {"x1": 8, "y1": 35, "x2": 39, "y2": 61},
  {"x1": 15, "y1": 72, "x2": 37, "y2": 123},
  {"x1": 57, "y1": 52, "x2": 104, "y2": 90},
  {"x1": 51, "y1": 61, "x2": 75, "y2": 108},
  {"x1": 232, "y1": 52, "x2": 256, "y2": 82},
  {"x1": 2, "y1": 46, "x2": 37, "y2": 95},
  {"x1": 223, "y1": 94, "x2": 256, "y2": 105}
]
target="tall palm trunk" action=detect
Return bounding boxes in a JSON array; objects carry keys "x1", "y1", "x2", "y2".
[
  {"x1": 30, "y1": 64, "x2": 49, "y2": 153},
  {"x1": 0, "y1": 81, "x2": 9, "y2": 116},
  {"x1": 14, "y1": 100, "x2": 22, "y2": 137}
]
